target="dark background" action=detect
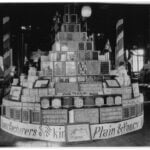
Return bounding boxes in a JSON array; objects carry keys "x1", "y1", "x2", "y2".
[{"x1": 0, "y1": 3, "x2": 149, "y2": 67}]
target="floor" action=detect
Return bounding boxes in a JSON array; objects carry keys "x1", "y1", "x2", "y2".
[{"x1": 0, "y1": 87, "x2": 150, "y2": 147}]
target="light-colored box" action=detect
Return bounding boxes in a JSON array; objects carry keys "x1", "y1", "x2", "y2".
[
  {"x1": 38, "y1": 88, "x2": 48, "y2": 96},
  {"x1": 69, "y1": 108, "x2": 99, "y2": 124},
  {"x1": 42, "y1": 109, "x2": 68, "y2": 125},
  {"x1": 100, "y1": 107, "x2": 122, "y2": 123}
]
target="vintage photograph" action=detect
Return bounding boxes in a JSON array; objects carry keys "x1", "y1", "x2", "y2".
[{"x1": 0, "y1": 0, "x2": 149, "y2": 147}]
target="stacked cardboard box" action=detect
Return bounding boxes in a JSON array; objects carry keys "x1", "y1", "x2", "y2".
[
  {"x1": 69, "y1": 108, "x2": 99, "y2": 124},
  {"x1": 100, "y1": 106, "x2": 122, "y2": 123},
  {"x1": 42, "y1": 109, "x2": 68, "y2": 125}
]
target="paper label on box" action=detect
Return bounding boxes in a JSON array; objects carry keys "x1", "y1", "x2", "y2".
[
  {"x1": 66, "y1": 124, "x2": 91, "y2": 142},
  {"x1": 66, "y1": 61, "x2": 76, "y2": 76},
  {"x1": 54, "y1": 62, "x2": 66, "y2": 76},
  {"x1": 42, "y1": 109, "x2": 68, "y2": 124}
]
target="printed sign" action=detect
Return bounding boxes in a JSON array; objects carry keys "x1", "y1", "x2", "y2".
[
  {"x1": 66, "y1": 124, "x2": 91, "y2": 142},
  {"x1": 1, "y1": 116, "x2": 66, "y2": 142},
  {"x1": 10, "y1": 86, "x2": 22, "y2": 100},
  {"x1": 132, "y1": 83, "x2": 140, "y2": 97},
  {"x1": 91, "y1": 115, "x2": 143, "y2": 140}
]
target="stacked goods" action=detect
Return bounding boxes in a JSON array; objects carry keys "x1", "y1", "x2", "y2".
[
  {"x1": 42, "y1": 109, "x2": 68, "y2": 125},
  {"x1": 122, "y1": 105, "x2": 136, "y2": 120},
  {"x1": 22, "y1": 103, "x2": 41, "y2": 124},
  {"x1": 62, "y1": 97, "x2": 73, "y2": 108},
  {"x1": 79, "y1": 83, "x2": 103, "y2": 94},
  {"x1": 1, "y1": 6, "x2": 143, "y2": 136},
  {"x1": 69, "y1": 108, "x2": 99, "y2": 124},
  {"x1": 55, "y1": 82, "x2": 79, "y2": 95},
  {"x1": 95, "y1": 97, "x2": 105, "y2": 107},
  {"x1": 74, "y1": 97, "x2": 84, "y2": 108},
  {"x1": 2, "y1": 99, "x2": 22, "y2": 122},
  {"x1": 100, "y1": 106, "x2": 122, "y2": 123}
]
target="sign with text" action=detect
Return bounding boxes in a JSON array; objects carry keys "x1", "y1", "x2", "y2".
[
  {"x1": 1, "y1": 116, "x2": 66, "y2": 142},
  {"x1": 66, "y1": 124, "x2": 91, "y2": 142},
  {"x1": 90, "y1": 115, "x2": 143, "y2": 140}
]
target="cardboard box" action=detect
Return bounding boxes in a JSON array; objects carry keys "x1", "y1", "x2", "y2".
[
  {"x1": 42, "y1": 109, "x2": 68, "y2": 125},
  {"x1": 69, "y1": 108, "x2": 99, "y2": 124},
  {"x1": 80, "y1": 83, "x2": 103, "y2": 94},
  {"x1": 14, "y1": 109, "x2": 22, "y2": 122},
  {"x1": 95, "y1": 97, "x2": 104, "y2": 106},
  {"x1": 122, "y1": 105, "x2": 137, "y2": 120},
  {"x1": 78, "y1": 62, "x2": 87, "y2": 75},
  {"x1": 55, "y1": 82, "x2": 79, "y2": 95},
  {"x1": 22, "y1": 109, "x2": 30, "y2": 123},
  {"x1": 66, "y1": 61, "x2": 76, "y2": 76},
  {"x1": 21, "y1": 95, "x2": 36, "y2": 103},
  {"x1": 100, "y1": 107, "x2": 122, "y2": 123},
  {"x1": 22, "y1": 88, "x2": 30, "y2": 96},
  {"x1": 122, "y1": 87, "x2": 132, "y2": 100},
  {"x1": 48, "y1": 88, "x2": 55, "y2": 96},
  {"x1": 86, "y1": 61, "x2": 100, "y2": 75},
  {"x1": 38, "y1": 88, "x2": 48, "y2": 96},
  {"x1": 51, "y1": 98, "x2": 62, "y2": 108},
  {"x1": 54, "y1": 62, "x2": 66, "y2": 76},
  {"x1": 74, "y1": 97, "x2": 84, "y2": 108},
  {"x1": 29, "y1": 89, "x2": 39, "y2": 96},
  {"x1": 31, "y1": 110, "x2": 41, "y2": 124}
]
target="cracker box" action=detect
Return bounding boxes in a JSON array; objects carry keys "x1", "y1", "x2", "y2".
[
  {"x1": 21, "y1": 95, "x2": 36, "y2": 103},
  {"x1": 66, "y1": 61, "x2": 76, "y2": 76},
  {"x1": 55, "y1": 82, "x2": 79, "y2": 95},
  {"x1": 95, "y1": 97, "x2": 105, "y2": 106},
  {"x1": 22, "y1": 109, "x2": 30, "y2": 123},
  {"x1": 74, "y1": 97, "x2": 84, "y2": 108},
  {"x1": 86, "y1": 61, "x2": 100, "y2": 75},
  {"x1": 54, "y1": 62, "x2": 66, "y2": 76},
  {"x1": 38, "y1": 88, "x2": 48, "y2": 97},
  {"x1": 22, "y1": 88, "x2": 30, "y2": 96},
  {"x1": 122, "y1": 105, "x2": 137, "y2": 120},
  {"x1": 100, "y1": 106, "x2": 122, "y2": 123},
  {"x1": 29, "y1": 88, "x2": 39, "y2": 96},
  {"x1": 122, "y1": 87, "x2": 132, "y2": 100},
  {"x1": 42, "y1": 109, "x2": 68, "y2": 125},
  {"x1": 69, "y1": 108, "x2": 99, "y2": 124},
  {"x1": 31, "y1": 110, "x2": 41, "y2": 124}
]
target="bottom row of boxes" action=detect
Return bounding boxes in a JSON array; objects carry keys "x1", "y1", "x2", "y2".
[{"x1": 2, "y1": 104, "x2": 143, "y2": 125}]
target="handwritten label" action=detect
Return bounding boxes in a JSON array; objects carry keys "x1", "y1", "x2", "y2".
[
  {"x1": 91, "y1": 115, "x2": 143, "y2": 140},
  {"x1": 66, "y1": 124, "x2": 91, "y2": 142},
  {"x1": 1, "y1": 116, "x2": 66, "y2": 142}
]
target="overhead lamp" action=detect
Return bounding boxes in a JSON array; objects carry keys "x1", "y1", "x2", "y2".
[{"x1": 81, "y1": 6, "x2": 92, "y2": 18}]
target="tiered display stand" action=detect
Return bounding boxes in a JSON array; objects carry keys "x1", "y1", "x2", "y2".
[{"x1": 0, "y1": 7, "x2": 144, "y2": 143}]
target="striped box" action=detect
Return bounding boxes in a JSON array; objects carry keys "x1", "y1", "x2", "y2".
[
  {"x1": 22, "y1": 109, "x2": 30, "y2": 123},
  {"x1": 100, "y1": 107, "x2": 122, "y2": 123},
  {"x1": 42, "y1": 109, "x2": 68, "y2": 125},
  {"x1": 31, "y1": 110, "x2": 41, "y2": 124},
  {"x1": 122, "y1": 105, "x2": 137, "y2": 120}
]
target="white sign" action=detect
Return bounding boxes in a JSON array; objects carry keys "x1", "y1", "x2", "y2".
[
  {"x1": 132, "y1": 83, "x2": 140, "y2": 97},
  {"x1": 66, "y1": 124, "x2": 91, "y2": 142},
  {"x1": 1, "y1": 116, "x2": 66, "y2": 142},
  {"x1": 91, "y1": 115, "x2": 143, "y2": 140}
]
